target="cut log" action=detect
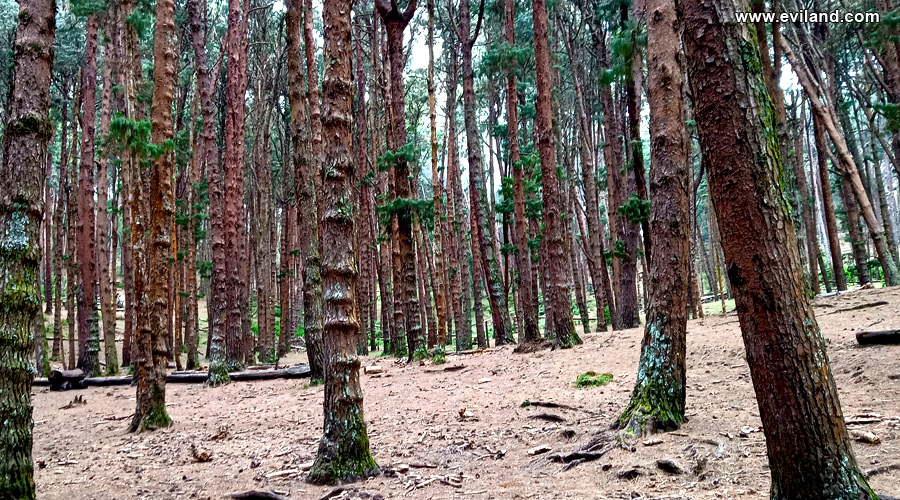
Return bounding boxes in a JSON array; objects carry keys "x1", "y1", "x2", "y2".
[
  {"x1": 855, "y1": 330, "x2": 900, "y2": 346},
  {"x1": 48, "y1": 369, "x2": 86, "y2": 391},
  {"x1": 35, "y1": 365, "x2": 311, "y2": 389}
]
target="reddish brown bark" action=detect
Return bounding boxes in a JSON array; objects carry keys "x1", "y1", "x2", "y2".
[
  {"x1": 97, "y1": 36, "x2": 117, "y2": 374},
  {"x1": 53, "y1": 75, "x2": 70, "y2": 363},
  {"x1": 77, "y1": 16, "x2": 100, "y2": 377},
  {"x1": 683, "y1": 0, "x2": 877, "y2": 496},
  {"x1": 457, "y1": 0, "x2": 514, "y2": 345},
  {"x1": 306, "y1": 0, "x2": 379, "y2": 483},
  {"x1": 131, "y1": 0, "x2": 176, "y2": 431},
  {"x1": 532, "y1": 0, "x2": 577, "y2": 347},
  {"x1": 506, "y1": 0, "x2": 539, "y2": 343}
]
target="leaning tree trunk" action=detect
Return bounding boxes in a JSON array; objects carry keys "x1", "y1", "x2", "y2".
[
  {"x1": 66, "y1": 81, "x2": 81, "y2": 371},
  {"x1": 617, "y1": 0, "x2": 690, "y2": 435},
  {"x1": 77, "y1": 16, "x2": 101, "y2": 377},
  {"x1": 306, "y1": 0, "x2": 379, "y2": 484},
  {"x1": 682, "y1": 0, "x2": 878, "y2": 497},
  {"x1": 532, "y1": 0, "x2": 577, "y2": 347},
  {"x1": 131, "y1": 0, "x2": 176, "y2": 432},
  {"x1": 0, "y1": 0, "x2": 55, "y2": 492}
]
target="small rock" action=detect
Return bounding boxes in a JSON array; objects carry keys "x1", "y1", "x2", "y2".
[
  {"x1": 642, "y1": 438, "x2": 664, "y2": 446},
  {"x1": 656, "y1": 459, "x2": 683, "y2": 475},
  {"x1": 395, "y1": 463, "x2": 410, "y2": 473},
  {"x1": 364, "y1": 365, "x2": 383, "y2": 375},
  {"x1": 478, "y1": 377, "x2": 492, "y2": 384},
  {"x1": 527, "y1": 445, "x2": 551, "y2": 456},
  {"x1": 458, "y1": 408, "x2": 475, "y2": 419}
]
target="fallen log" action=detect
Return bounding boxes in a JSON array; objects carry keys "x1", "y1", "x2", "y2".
[
  {"x1": 35, "y1": 365, "x2": 311, "y2": 389},
  {"x1": 855, "y1": 330, "x2": 900, "y2": 346},
  {"x1": 48, "y1": 369, "x2": 86, "y2": 391}
]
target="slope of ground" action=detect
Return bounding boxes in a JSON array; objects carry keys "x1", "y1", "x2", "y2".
[{"x1": 33, "y1": 287, "x2": 900, "y2": 499}]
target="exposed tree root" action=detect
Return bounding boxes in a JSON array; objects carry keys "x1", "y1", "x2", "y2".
[
  {"x1": 231, "y1": 491, "x2": 290, "y2": 500},
  {"x1": 513, "y1": 339, "x2": 552, "y2": 354}
]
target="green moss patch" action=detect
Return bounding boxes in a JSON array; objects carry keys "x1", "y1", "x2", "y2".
[{"x1": 574, "y1": 371, "x2": 614, "y2": 388}]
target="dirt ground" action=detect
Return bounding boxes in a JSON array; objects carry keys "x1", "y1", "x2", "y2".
[{"x1": 33, "y1": 287, "x2": 900, "y2": 500}]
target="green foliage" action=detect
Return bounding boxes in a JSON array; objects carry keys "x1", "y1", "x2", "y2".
[
  {"x1": 431, "y1": 344, "x2": 446, "y2": 365},
  {"x1": 618, "y1": 194, "x2": 650, "y2": 224},
  {"x1": 574, "y1": 371, "x2": 614, "y2": 388},
  {"x1": 412, "y1": 345, "x2": 429, "y2": 361},
  {"x1": 377, "y1": 143, "x2": 420, "y2": 171}
]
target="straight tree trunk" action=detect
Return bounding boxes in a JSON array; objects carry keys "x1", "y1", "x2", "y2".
[
  {"x1": 53, "y1": 75, "x2": 70, "y2": 363},
  {"x1": 444, "y1": 38, "x2": 471, "y2": 351},
  {"x1": 683, "y1": 1, "x2": 878, "y2": 496},
  {"x1": 306, "y1": 0, "x2": 379, "y2": 483},
  {"x1": 97, "y1": 38, "x2": 117, "y2": 374},
  {"x1": 224, "y1": 0, "x2": 249, "y2": 368},
  {"x1": 617, "y1": 0, "x2": 690, "y2": 435},
  {"x1": 458, "y1": 0, "x2": 515, "y2": 345},
  {"x1": 376, "y1": 0, "x2": 424, "y2": 359},
  {"x1": 532, "y1": 0, "x2": 577, "y2": 347},
  {"x1": 188, "y1": 0, "x2": 229, "y2": 384},
  {"x1": 0, "y1": 0, "x2": 55, "y2": 491},
  {"x1": 77, "y1": 16, "x2": 101, "y2": 377},
  {"x1": 131, "y1": 0, "x2": 176, "y2": 432},
  {"x1": 507, "y1": 0, "x2": 540, "y2": 343},
  {"x1": 839, "y1": 173, "x2": 871, "y2": 285},
  {"x1": 814, "y1": 113, "x2": 848, "y2": 291},
  {"x1": 299, "y1": 0, "x2": 326, "y2": 374},
  {"x1": 287, "y1": 0, "x2": 325, "y2": 380},
  {"x1": 427, "y1": 0, "x2": 449, "y2": 348},
  {"x1": 66, "y1": 79, "x2": 81, "y2": 371}
]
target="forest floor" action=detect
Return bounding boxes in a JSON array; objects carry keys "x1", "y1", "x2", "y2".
[{"x1": 33, "y1": 286, "x2": 900, "y2": 500}]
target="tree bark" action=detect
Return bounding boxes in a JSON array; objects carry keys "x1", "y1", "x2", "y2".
[
  {"x1": 617, "y1": 0, "x2": 690, "y2": 435},
  {"x1": 53, "y1": 76, "x2": 70, "y2": 364},
  {"x1": 77, "y1": 16, "x2": 100, "y2": 377},
  {"x1": 507, "y1": 0, "x2": 540, "y2": 343},
  {"x1": 813, "y1": 112, "x2": 848, "y2": 291},
  {"x1": 456, "y1": 0, "x2": 515, "y2": 346},
  {"x1": 683, "y1": 1, "x2": 877, "y2": 496},
  {"x1": 131, "y1": 0, "x2": 176, "y2": 432},
  {"x1": 97, "y1": 35, "x2": 117, "y2": 375},
  {"x1": 532, "y1": 0, "x2": 577, "y2": 347},
  {"x1": 0, "y1": 0, "x2": 55, "y2": 491},
  {"x1": 306, "y1": 0, "x2": 379, "y2": 484}
]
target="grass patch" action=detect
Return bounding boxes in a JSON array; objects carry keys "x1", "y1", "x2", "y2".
[{"x1": 574, "y1": 371, "x2": 614, "y2": 388}]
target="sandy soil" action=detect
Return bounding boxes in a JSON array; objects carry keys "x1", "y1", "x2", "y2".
[{"x1": 33, "y1": 287, "x2": 900, "y2": 499}]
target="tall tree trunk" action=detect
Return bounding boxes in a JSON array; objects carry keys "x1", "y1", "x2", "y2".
[
  {"x1": 444, "y1": 37, "x2": 471, "y2": 351},
  {"x1": 507, "y1": 0, "x2": 540, "y2": 343},
  {"x1": 224, "y1": 0, "x2": 249, "y2": 368},
  {"x1": 458, "y1": 0, "x2": 515, "y2": 345},
  {"x1": 0, "y1": 0, "x2": 55, "y2": 490},
  {"x1": 131, "y1": 0, "x2": 176, "y2": 432},
  {"x1": 98, "y1": 36, "x2": 117, "y2": 374},
  {"x1": 53, "y1": 76, "x2": 70, "y2": 363},
  {"x1": 307, "y1": 0, "x2": 379, "y2": 483},
  {"x1": 66, "y1": 79, "x2": 81, "y2": 371},
  {"x1": 286, "y1": 0, "x2": 324, "y2": 380},
  {"x1": 839, "y1": 173, "x2": 871, "y2": 285},
  {"x1": 813, "y1": 113, "x2": 848, "y2": 291},
  {"x1": 376, "y1": 0, "x2": 423, "y2": 359},
  {"x1": 532, "y1": 0, "x2": 577, "y2": 347},
  {"x1": 187, "y1": 0, "x2": 228, "y2": 383},
  {"x1": 617, "y1": 0, "x2": 690, "y2": 435},
  {"x1": 683, "y1": 1, "x2": 878, "y2": 496},
  {"x1": 427, "y1": 0, "x2": 448, "y2": 348},
  {"x1": 77, "y1": 16, "x2": 101, "y2": 377},
  {"x1": 355, "y1": 23, "x2": 376, "y2": 355}
]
